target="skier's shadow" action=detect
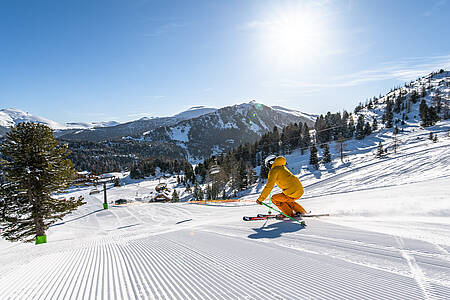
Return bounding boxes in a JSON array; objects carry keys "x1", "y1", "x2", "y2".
[{"x1": 248, "y1": 221, "x2": 304, "y2": 239}]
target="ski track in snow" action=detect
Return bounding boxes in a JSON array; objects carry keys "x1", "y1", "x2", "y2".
[{"x1": 2, "y1": 191, "x2": 450, "y2": 299}]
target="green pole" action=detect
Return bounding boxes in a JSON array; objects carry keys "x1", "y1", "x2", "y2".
[
  {"x1": 36, "y1": 235, "x2": 47, "y2": 244},
  {"x1": 268, "y1": 193, "x2": 272, "y2": 215},
  {"x1": 103, "y1": 182, "x2": 108, "y2": 209},
  {"x1": 260, "y1": 201, "x2": 305, "y2": 225}
]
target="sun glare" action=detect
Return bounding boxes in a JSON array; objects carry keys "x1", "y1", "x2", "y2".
[{"x1": 257, "y1": 3, "x2": 328, "y2": 68}]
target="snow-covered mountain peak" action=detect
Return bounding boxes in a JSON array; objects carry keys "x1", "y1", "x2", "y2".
[
  {"x1": 65, "y1": 121, "x2": 120, "y2": 129},
  {"x1": 271, "y1": 105, "x2": 318, "y2": 122},
  {"x1": 0, "y1": 108, "x2": 66, "y2": 129},
  {"x1": 172, "y1": 106, "x2": 217, "y2": 120}
]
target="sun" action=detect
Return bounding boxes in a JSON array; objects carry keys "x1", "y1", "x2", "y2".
[{"x1": 256, "y1": 2, "x2": 328, "y2": 68}]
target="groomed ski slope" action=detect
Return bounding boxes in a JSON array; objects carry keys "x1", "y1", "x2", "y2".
[
  {"x1": 1, "y1": 124, "x2": 449, "y2": 299},
  {"x1": 1, "y1": 176, "x2": 450, "y2": 299}
]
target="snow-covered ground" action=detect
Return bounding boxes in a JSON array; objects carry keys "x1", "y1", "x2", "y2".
[
  {"x1": 1, "y1": 179, "x2": 449, "y2": 299},
  {"x1": 1, "y1": 121, "x2": 449, "y2": 299}
]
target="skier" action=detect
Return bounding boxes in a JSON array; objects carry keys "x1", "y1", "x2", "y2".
[{"x1": 256, "y1": 155, "x2": 307, "y2": 218}]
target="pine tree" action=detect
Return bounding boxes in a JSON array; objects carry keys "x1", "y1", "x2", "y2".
[
  {"x1": 419, "y1": 100, "x2": 429, "y2": 125},
  {"x1": 238, "y1": 160, "x2": 248, "y2": 191},
  {"x1": 384, "y1": 100, "x2": 394, "y2": 128},
  {"x1": 420, "y1": 86, "x2": 426, "y2": 98},
  {"x1": 309, "y1": 145, "x2": 319, "y2": 169},
  {"x1": 272, "y1": 126, "x2": 280, "y2": 154},
  {"x1": 0, "y1": 123, "x2": 84, "y2": 243},
  {"x1": 301, "y1": 124, "x2": 311, "y2": 148},
  {"x1": 410, "y1": 90, "x2": 418, "y2": 104},
  {"x1": 322, "y1": 143, "x2": 331, "y2": 164},
  {"x1": 372, "y1": 117, "x2": 378, "y2": 131},
  {"x1": 185, "y1": 183, "x2": 191, "y2": 193},
  {"x1": 393, "y1": 96, "x2": 402, "y2": 114},
  {"x1": 427, "y1": 106, "x2": 440, "y2": 126},
  {"x1": 420, "y1": 100, "x2": 440, "y2": 127},
  {"x1": 259, "y1": 161, "x2": 269, "y2": 179},
  {"x1": 376, "y1": 142, "x2": 384, "y2": 158},
  {"x1": 355, "y1": 115, "x2": 365, "y2": 139},
  {"x1": 346, "y1": 118, "x2": 355, "y2": 138},
  {"x1": 363, "y1": 122, "x2": 372, "y2": 137},
  {"x1": 171, "y1": 190, "x2": 180, "y2": 202},
  {"x1": 193, "y1": 183, "x2": 203, "y2": 201}
]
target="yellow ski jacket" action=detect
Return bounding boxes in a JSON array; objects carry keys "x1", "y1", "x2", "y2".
[{"x1": 257, "y1": 156, "x2": 304, "y2": 202}]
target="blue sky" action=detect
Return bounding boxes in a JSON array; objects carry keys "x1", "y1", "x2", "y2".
[{"x1": 1, "y1": 0, "x2": 449, "y2": 123}]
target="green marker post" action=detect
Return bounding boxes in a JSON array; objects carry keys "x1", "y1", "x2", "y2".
[{"x1": 36, "y1": 235, "x2": 47, "y2": 245}]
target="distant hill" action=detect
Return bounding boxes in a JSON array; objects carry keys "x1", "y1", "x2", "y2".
[
  {"x1": 0, "y1": 108, "x2": 120, "y2": 137},
  {"x1": 0, "y1": 108, "x2": 67, "y2": 130},
  {"x1": 55, "y1": 106, "x2": 218, "y2": 141}
]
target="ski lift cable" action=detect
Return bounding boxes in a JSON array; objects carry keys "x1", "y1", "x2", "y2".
[{"x1": 230, "y1": 124, "x2": 359, "y2": 155}]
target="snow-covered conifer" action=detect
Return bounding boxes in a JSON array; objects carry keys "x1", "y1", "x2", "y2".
[
  {"x1": 376, "y1": 142, "x2": 384, "y2": 158},
  {"x1": 322, "y1": 144, "x2": 331, "y2": 164},
  {"x1": 0, "y1": 122, "x2": 84, "y2": 243},
  {"x1": 171, "y1": 190, "x2": 179, "y2": 202},
  {"x1": 309, "y1": 145, "x2": 319, "y2": 169}
]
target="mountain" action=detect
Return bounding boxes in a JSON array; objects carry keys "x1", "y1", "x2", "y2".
[
  {"x1": 65, "y1": 121, "x2": 121, "y2": 129},
  {"x1": 0, "y1": 108, "x2": 120, "y2": 137},
  {"x1": 1, "y1": 102, "x2": 316, "y2": 160},
  {"x1": 0, "y1": 108, "x2": 67, "y2": 130},
  {"x1": 354, "y1": 69, "x2": 449, "y2": 126},
  {"x1": 141, "y1": 101, "x2": 316, "y2": 159},
  {"x1": 56, "y1": 106, "x2": 217, "y2": 141}
]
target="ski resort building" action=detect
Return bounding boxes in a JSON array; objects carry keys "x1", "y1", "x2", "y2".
[{"x1": 153, "y1": 183, "x2": 172, "y2": 202}]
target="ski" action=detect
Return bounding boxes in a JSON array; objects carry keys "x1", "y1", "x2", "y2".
[
  {"x1": 243, "y1": 214, "x2": 306, "y2": 226},
  {"x1": 257, "y1": 213, "x2": 286, "y2": 219},
  {"x1": 243, "y1": 216, "x2": 269, "y2": 221},
  {"x1": 257, "y1": 213, "x2": 329, "y2": 218}
]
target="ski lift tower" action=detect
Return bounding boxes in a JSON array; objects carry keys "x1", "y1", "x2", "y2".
[{"x1": 103, "y1": 182, "x2": 108, "y2": 209}]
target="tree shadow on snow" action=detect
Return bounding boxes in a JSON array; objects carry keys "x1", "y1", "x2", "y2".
[
  {"x1": 51, "y1": 209, "x2": 104, "y2": 227},
  {"x1": 248, "y1": 221, "x2": 305, "y2": 239}
]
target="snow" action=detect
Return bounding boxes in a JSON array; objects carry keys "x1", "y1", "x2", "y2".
[
  {"x1": 248, "y1": 119, "x2": 262, "y2": 132},
  {"x1": 0, "y1": 108, "x2": 66, "y2": 129},
  {"x1": 271, "y1": 105, "x2": 318, "y2": 122},
  {"x1": 0, "y1": 108, "x2": 120, "y2": 131},
  {"x1": 65, "y1": 121, "x2": 120, "y2": 129},
  {"x1": 1, "y1": 122, "x2": 449, "y2": 298},
  {"x1": 169, "y1": 125, "x2": 190, "y2": 142},
  {"x1": 172, "y1": 106, "x2": 217, "y2": 121}
]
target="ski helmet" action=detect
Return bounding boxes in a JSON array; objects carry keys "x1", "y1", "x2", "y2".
[{"x1": 264, "y1": 155, "x2": 276, "y2": 168}]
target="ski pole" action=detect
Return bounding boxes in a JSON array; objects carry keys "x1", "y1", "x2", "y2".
[
  {"x1": 268, "y1": 193, "x2": 272, "y2": 215},
  {"x1": 259, "y1": 201, "x2": 305, "y2": 225}
]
